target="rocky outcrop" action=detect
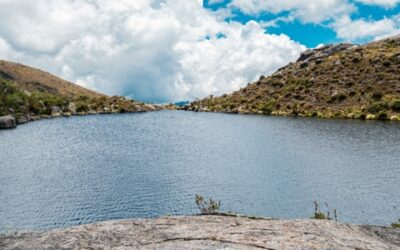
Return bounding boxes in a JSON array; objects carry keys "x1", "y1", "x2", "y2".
[
  {"x1": 296, "y1": 43, "x2": 353, "y2": 63},
  {"x1": 50, "y1": 106, "x2": 62, "y2": 117},
  {"x1": 0, "y1": 115, "x2": 16, "y2": 129},
  {"x1": 1, "y1": 216, "x2": 399, "y2": 249}
]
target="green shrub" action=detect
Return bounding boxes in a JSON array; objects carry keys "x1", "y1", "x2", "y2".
[
  {"x1": 258, "y1": 100, "x2": 276, "y2": 114},
  {"x1": 75, "y1": 102, "x2": 89, "y2": 113},
  {"x1": 371, "y1": 91, "x2": 383, "y2": 100},
  {"x1": 337, "y1": 93, "x2": 347, "y2": 102},
  {"x1": 195, "y1": 194, "x2": 221, "y2": 214},
  {"x1": 390, "y1": 99, "x2": 400, "y2": 112},
  {"x1": 377, "y1": 111, "x2": 388, "y2": 120},
  {"x1": 367, "y1": 102, "x2": 389, "y2": 114}
]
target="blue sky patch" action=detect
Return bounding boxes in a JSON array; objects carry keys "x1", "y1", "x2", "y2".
[{"x1": 204, "y1": 0, "x2": 400, "y2": 48}]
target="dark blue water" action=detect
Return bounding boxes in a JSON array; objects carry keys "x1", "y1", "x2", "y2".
[{"x1": 1, "y1": 111, "x2": 399, "y2": 232}]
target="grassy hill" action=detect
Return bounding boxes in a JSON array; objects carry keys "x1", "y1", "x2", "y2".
[
  {"x1": 0, "y1": 60, "x2": 104, "y2": 98},
  {"x1": 186, "y1": 35, "x2": 400, "y2": 121},
  {"x1": 0, "y1": 60, "x2": 160, "y2": 123}
]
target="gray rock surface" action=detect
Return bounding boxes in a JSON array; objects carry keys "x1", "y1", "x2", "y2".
[
  {"x1": 51, "y1": 106, "x2": 62, "y2": 116},
  {"x1": 297, "y1": 43, "x2": 353, "y2": 63},
  {"x1": 1, "y1": 216, "x2": 399, "y2": 249},
  {"x1": 0, "y1": 115, "x2": 16, "y2": 129},
  {"x1": 16, "y1": 115, "x2": 28, "y2": 125}
]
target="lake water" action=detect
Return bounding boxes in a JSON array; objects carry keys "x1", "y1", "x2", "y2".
[{"x1": 1, "y1": 111, "x2": 399, "y2": 232}]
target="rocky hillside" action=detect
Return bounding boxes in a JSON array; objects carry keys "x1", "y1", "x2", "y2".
[
  {"x1": 186, "y1": 35, "x2": 400, "y2": 121},
  {"x1": 1, "y1": 216, "x2": 399, "y2": 249},
  {"x1": 0, "y1": 60, "x2": 161, "y2": 126}
]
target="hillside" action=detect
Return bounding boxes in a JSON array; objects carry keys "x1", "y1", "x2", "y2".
[
  {"x1": 0, "y1": 60, "x2": 161, "y2": 125},
  {"x1": 185, "y1": 35, "x2": 400, "y2": 121},
  {"x1": 0, "y1": 60, "x2": 104, "y2": 98}
]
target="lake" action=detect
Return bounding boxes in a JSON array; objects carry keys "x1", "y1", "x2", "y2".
[{"x1": 0, "y1": 111, "x2": 399, "y2": 232}]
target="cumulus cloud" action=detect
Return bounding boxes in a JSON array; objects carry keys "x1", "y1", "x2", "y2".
[
  {"x1": 226, "y1": 0, "x2": 399, "y2": 43},
  {"x1": 332, "y1": 15, "x2": 400, "y2": 41},
  {"x1": 228, "y1": 0, "x2": 354, "y2": 23},
  {"x1": 355, "y1": 0, "x2": 400, "y2": 7},
  {"x1": 0, "y1": 0, "x2": 305, "y2": 103}
]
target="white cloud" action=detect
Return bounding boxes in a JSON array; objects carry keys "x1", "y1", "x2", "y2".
[
  {"x1": 0, "y1": 0, "x2": 305, "y2": 102},
  {"x1": 226, "y1": 0, "x2": 399, "y2": 43},
  {"x1": 332, "y1": 15, "x2": 399, "y2": 41},
  {"x1": 228, "y1": 0, "x2": 354, "y2": 23},
  {"x1": 355, "y1": 0, "x2": 400, "y2": 8}
]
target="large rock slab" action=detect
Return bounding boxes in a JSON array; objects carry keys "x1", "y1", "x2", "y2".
[
  {"x1": 1, "y1": 216, "x2": 399, "y2": 249},
  {"x1": 0, "y1": 115, "x2": 16, "y2": 129}
]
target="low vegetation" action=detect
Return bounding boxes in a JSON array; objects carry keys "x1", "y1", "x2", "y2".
[
  {"x1": 0, "y1": 60, "x2": 162, "y2": 124},
  {"x1": 391, "y1": 219, "x2": 400, "y2": 228},
  {"x1": 311, "y1": 201, "x2": 338, "y2": 222},
  {"x1": 195, "y1": 194, "x2": 221, "y2": 214},
  {"x1": 0, "y1": 79, "x2": 153, "y2": 119},
  {"x1": 184, "y1": 35, "x2": 400, "y2": 121},
  {"x1": 194, "y1": 195, "x2": 342, "y2": 223}
]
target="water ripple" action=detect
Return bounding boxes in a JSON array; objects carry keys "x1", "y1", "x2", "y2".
[{"x1": 0, "y1": 111, "x2": 400, "y2": 232}]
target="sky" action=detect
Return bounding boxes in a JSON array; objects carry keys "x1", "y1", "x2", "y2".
[{"x1": 0, "y1": 0, "x2": 399, "y2": 103}]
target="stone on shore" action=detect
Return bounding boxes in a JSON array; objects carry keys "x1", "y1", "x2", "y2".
[
  {"x1": 0, "y1": 115, "x2": 16, "y2": 129},
  {"x1": 1, "y1": 216, "x2": 399, "y2": 250},
  {"x1": 16, "y1": 115, "x2": 28, "y2": 125}
]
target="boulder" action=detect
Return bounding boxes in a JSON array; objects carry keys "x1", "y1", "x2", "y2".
[
  {"x1": 28, "y1": 115, "x2": 41, "y2": 121},
  {"x1": 51, "y1": 106, "x2": 62, "y2": 116},
  {"x1": 16, "y1": 115, "x2": 29, "y2": 125},
  {"x1": 68, "y1": 102, "x2": 76, "y2": 114},
  {"x1": 0, "y1": 115, "x2": 17, "y2": 129},
  {"x1": 102, "y1": 107, "x2": 111, "y2": 114}
]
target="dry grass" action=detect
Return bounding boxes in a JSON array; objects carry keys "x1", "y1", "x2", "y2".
[{"x1": 0, "y1": 60, "x2": 105, "y2": 98}]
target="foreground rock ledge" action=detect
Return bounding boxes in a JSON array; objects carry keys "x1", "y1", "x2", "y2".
[{"x1": 1, "y1": 216, "x2": 399, "y2": 250}]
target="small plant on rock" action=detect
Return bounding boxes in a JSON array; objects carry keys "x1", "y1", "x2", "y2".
[
  {"x1": 311, "y1": 201, "x2": 338, "y2": 222},
  {"x1": 195, "y1": 194, "x2": 221, "y2": 214},
  {"x1": 391, "y1": 219, "x2": 400, "y2": 228}
]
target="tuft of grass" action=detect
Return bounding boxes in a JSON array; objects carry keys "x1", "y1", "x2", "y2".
[
  {"x1": 311, "y1": 201, "x2": 338, "y2": 222},
  {"x1": 195, "y1": 194, "x2": 221, "y2": 215},
  {"x1": 391, "y1": 219, "x2": 400, "y2": 228}
]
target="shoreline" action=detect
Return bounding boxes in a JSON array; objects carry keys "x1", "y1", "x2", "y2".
[
  {"x1": 3, "y1": 108, "x2": 399, "y2": 131},
  {"x1": 180, "y1": 108, "x2": 400, "y2": 122},
  {"x1": 0, "y1": 107, "x2": 164, "y2": 130},
  {"x1": 1, "y1": 215, "x2": 399, "y2": 249}
]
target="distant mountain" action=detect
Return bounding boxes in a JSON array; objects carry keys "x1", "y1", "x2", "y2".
[
  {"x1": 174, "y1": 101, "x2": 190, "y2": 107},
  {"x1": 0, "y1": 60, "x2": 161, "y2": 125},
  {"x1": 186, "y1": 35, "x2": 400, "y2": 121}
]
